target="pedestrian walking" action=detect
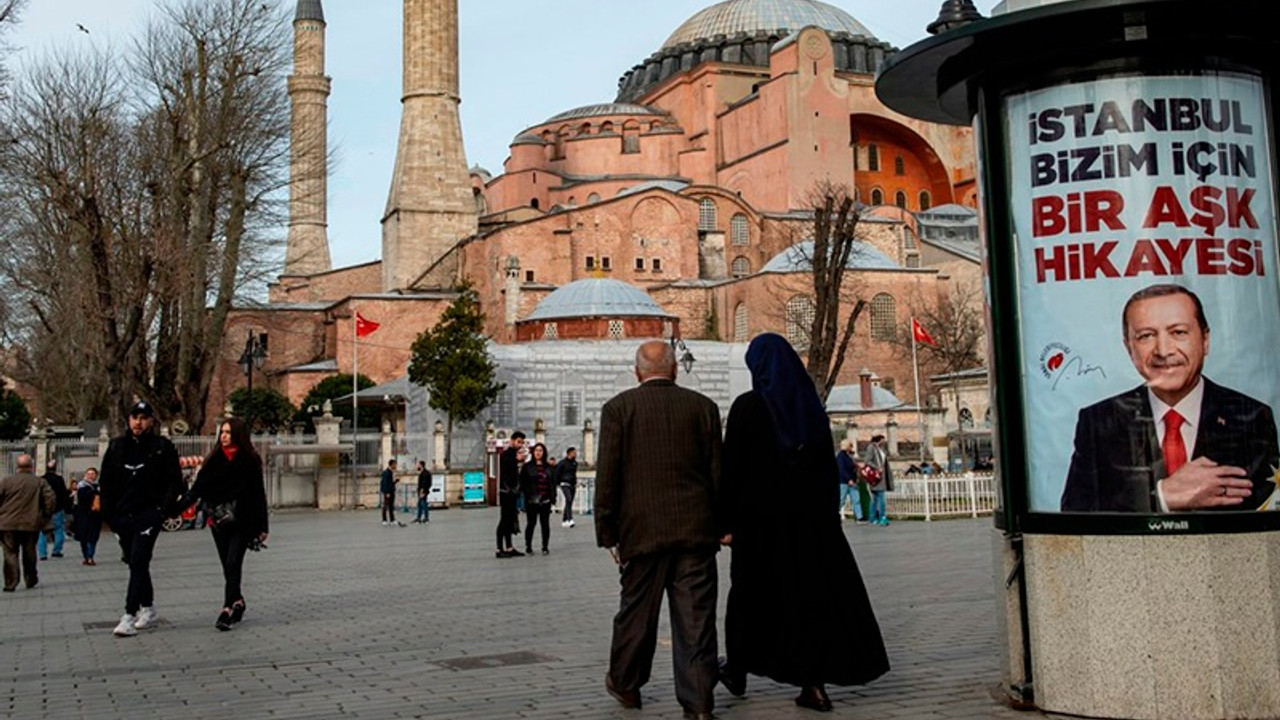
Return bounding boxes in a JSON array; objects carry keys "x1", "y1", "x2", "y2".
[
  {"x1": 0, "y1": 455, "x2": 57, "y2": 592},
  {"x1": 37, "y1": 459, "x2": 72, "y2": 560},
  {"x1": 99, "y1": 401, "x2": 186, "y2": 637},
  {"x1": 413, "y1": 460, "x2": 433, "y2": 523},
  {"x1": 863, "y1": 435, "x2": 893, "y2": 525},
  {"x1": 520, "y1": 442, "x2": 555, "y2": 555},
  {"x1": 558, "y1": 446, "x2": 578, "y2": 528},
  {"x1": 380, "y1": 459, "x2": 404, "y2": 527},
  {"x1": 73, "y1": 468, "x2": 104, "y2": 565},
  {"x1": 718, "y1": 333, "x2": 889, "y2": 711},
  {"x1": 595, "y1": 340, "x2": 724, "y2": 720},
  {"x1": 495, "y1": 431, "x2": 526, "y2": 558},
  {"x1": 836, "y1": 440, "x2": 865, "y2": 522},
  {"x1": 180, "y1": 418, "x2": 270, "y2": 631}
]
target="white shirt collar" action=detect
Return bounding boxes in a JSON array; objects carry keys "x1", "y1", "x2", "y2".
[{"x1": 1147, "y1": 377, "x2": 1205, "y2": 432}]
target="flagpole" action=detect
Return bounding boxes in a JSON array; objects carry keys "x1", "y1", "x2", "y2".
[
  {"x1": 911, "y1": 318, "x2": 926, "y2": 463},
  {"x1": 352, "y1": 308, "x2": 359, "y2": 466}
]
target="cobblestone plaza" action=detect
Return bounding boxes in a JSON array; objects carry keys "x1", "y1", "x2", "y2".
[{"x1": 2, "y1": 511, "x2": 1068, "y2": 719}]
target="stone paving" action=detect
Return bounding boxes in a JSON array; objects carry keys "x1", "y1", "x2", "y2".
[{"x1": 0, "y1": 508, "x2": 1067, "y2": 719}]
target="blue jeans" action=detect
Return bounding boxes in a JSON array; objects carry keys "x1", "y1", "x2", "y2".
[
  {"x1": 870, "y1": 490, "x2": 888, "y2": 524},
  {"x1": 839, "y1": 483, "x2": 863, "y2": 519},
  {"x1": 38, "y1": 511, "x2": 65, "y2": 557},
  {"x1": 416, "y1": 495, "x2": 429, "y2": 521}
]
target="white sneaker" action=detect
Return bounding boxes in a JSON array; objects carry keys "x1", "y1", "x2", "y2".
[
  {"x1": 113, "y1": 614, "x2": 137, "y2": 637},
  {"x1": 568, "y1": 519, "x2": 575, "y2": 527},
  {"x1": 561, "y1": 520, "x2": 570, "y2": 528},
  {"x1": 381, "y1": 521, "x2": 389, "y2": 526},
  {"x1": 134, "y1": 605, "x2": 157, "y2": 629}
]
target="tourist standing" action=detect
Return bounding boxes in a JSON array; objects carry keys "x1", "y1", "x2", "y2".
[
  {"x1": 73, "y1": 468, "x2": 104, "y2": 565},
  {"x1": 98, "y1": 401, "x2": 185, "y2": 636},
  {"x1": 836, "y1": 440, "x2": 864, "y2": 523},
  {"x1": 595, "y1": 341, "x2": 723, "y2": 720},
  {"x1": 380, "y1": 459, "x2": 404, "y2": 527},
  {"x1": 414, "y1": 460, "x2": 433, "y2": 523},
  {"x1": 720, "y1": 333, "x2": 889, "y2": 711},
  {"x1": 37, "y1": 459, "x2": 71, "y2": 560},
  {"x1": 181, "y1": 418, "x2": 270, "y2": 631},
  {"x1": 863, "y1": 435, "x2": 893, "y2": 525},
  {"x1": 0, "y1": 455, "x2": 57, "y2": 592},
  {"x1": 495, "y1": 431, "x2": 526, "y2": 557},
  {"x1": 520, "y1": 442, "x2": 555, "y2": 555},
  {"x1": 557, "y1": 446, "x2": 578, "y2": 528}
]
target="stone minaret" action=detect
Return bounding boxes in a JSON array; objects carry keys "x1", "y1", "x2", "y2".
[
  {"x1": 284, "y1": 0, "x2": 332, "y2": 277},
  {"x1": 381, "y1": 0, "x2": 478, "y2": 291}
]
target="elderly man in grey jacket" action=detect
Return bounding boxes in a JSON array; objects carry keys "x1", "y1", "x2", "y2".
[{"x1": 0, "y1": 454, "x2": 57, "y2": 592}]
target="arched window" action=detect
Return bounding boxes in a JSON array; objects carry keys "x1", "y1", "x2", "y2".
[
  {"x1": 587, "y1": 192, "x2": 601, "y2": 204},
  {"x1": 959, "y1": 408, "x2": 975, "y2": 429},
  {"x1": 870, "y1": 188, "x2": 884, "y2": 205},
  {"x1": 622, "y1": 120, "x2": 641, "y2": 154},
  {"x1": 567, "y1": 196, "x2": 577, "y2": 207},
  {"x1": 553, "y1": 126, "x2": 570, "y2": 160},
  {"x1": 730, "y1": 213, "x2": 749, "y2": 246},
  {"x1": 894, "y1": 156, "x2": 905, "y2": 175},
  {"x1": 785, "y1": 295, "x2": 816, "y2": 350},
  {"x1": 895, "y1": 191, "x2": 907, "y2": 209},
  {"x1": 919, "y1": 190, "x2": 931, "y2": 211},
  {"x1": 870, "y1": 292, "x2": 896, "y2": 341},
  {"x1": 698, "y1": 198, "x2": 718, "y2": 231},
  {"x1": 600, "y1": 121, "x2": 615, "y2": 134},
  {"x1": 578, "y1": 122, "x2": 592, "y2": 137},
  {"x1": 731, "y1": 256, "x2": 750, "y2": 278},
  {"x1": 733, "y1": 303, "x2": 749, "y2": 342},
  {"x1": 530, "y1": 198, "x2": 540, "y2": 210},
  {"x1": 867, "y1": 144, "x2": 880, "y2": 172}
]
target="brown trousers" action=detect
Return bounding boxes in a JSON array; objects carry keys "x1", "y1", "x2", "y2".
[{"x1": 1, "y1": 530, "x2": 39, "y2": 591}]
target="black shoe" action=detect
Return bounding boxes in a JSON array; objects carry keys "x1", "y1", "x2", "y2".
[
  {"x1": 541, "y1": 548, "x2": 549, "y2": 555},
  {"x1": 717, "y1": 657, "x2": 746, "y2": 697},
  {"x1": 794, "y1": 685, "x2": 832, "y2": 712},
  {"x1": 682, "y1": 711, "x2": 716, "y2": 720},
  {"x1": 605, "y1": 675, "x2": 641, "y2": 709},
  {"x1": 215, "y1": 610, "x2": 233, "y2": 631},
  {"x1": 51, "y1": 552, "x2": 64, "y2": 558},
  {"x1": 230, "y1": 600, "x2": 245, "y2": 624},
  {"x1": 507, "y1": 548, "x2": 524, "y2": 557},
  {"x1": 525, "y1": 547, "x2": 534, "y2": 556}
]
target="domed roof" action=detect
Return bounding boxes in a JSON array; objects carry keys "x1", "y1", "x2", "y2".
[
  {"x1": 762, "y1": 240, "x2": 899, "y2": 273},
  {"x1": 524, "y1": 279, "x2": 674, "y2": 322},
  {"x1": 546, "y1": 103, "x2": 666, "y2": 124},
  {"x1": 295, "y1": 0, "x2": 324, "y2": 22},
  {"x1": 663, "y1": 0, "x2": 873, "y2": 48}
]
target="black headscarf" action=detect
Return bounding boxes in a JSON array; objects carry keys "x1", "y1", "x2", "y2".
[{"x1": 744, "y1": 333, "x2": 830, "y2": 459}]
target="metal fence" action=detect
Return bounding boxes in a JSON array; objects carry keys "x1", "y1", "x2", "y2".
[{"x1": 886, "y1": 473, "x2": 998, "y2": 520}]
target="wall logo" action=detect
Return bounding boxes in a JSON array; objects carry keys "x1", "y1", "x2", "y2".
[{"x1": 1038, "y1": 342, "x2": 1072, "y2": 379}]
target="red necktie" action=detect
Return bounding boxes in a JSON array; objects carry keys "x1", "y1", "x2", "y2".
[{"x1": 1163, "y1": 410, "x2": 1187, "y2": 476}]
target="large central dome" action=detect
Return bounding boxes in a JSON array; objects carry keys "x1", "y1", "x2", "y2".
[{"x1": 663, "y1": 0, "x2": 874, "y2": 48}]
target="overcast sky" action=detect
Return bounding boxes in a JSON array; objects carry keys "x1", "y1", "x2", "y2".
[{"x1": 11, "y1": 0, "x2": 982, "y2": 269}]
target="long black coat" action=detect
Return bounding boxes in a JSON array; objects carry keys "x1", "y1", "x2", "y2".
[
  {"x1": 187, "y1": 449, "x2": 269, "y2": 536},
  {"x1": 722, "y1": 391, "x2": 889, "y2": 687}
]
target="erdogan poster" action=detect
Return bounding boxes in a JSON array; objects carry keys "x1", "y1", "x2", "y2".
[{"x1": 1005, "y1": 72, "x2": 1280, "y2": 515}]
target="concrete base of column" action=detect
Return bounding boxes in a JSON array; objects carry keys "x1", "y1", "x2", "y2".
[{"x1": 1024, "y1": 532, "x2": 1280, "y2": 719}]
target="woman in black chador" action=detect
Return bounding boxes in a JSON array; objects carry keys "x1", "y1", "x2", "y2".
[
  {"x1": 719, "y1": 333, "x2": 889, "y2": 712},
  {"x1": 183, "y1": 417, "x2": 270, "y2": 631}
]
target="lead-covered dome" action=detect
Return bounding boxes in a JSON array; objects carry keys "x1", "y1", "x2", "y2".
[
  {"x1": 663, "y1": 0, "x2": 874, "y2": 48},
  {"x1": 524, "y1": 278, "x2": 674, "y2": 322}
]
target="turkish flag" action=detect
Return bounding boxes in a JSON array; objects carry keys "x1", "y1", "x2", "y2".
[
  {"x1": 355, "y1": 311, "x2": 380, "y2": 338},
  {"x1": 911, "y1": 317, "x2": 938, "y2": 347}
]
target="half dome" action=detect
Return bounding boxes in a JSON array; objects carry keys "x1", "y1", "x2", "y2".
[
  {"x1": 663, "y1": 0, "x2": 874, "y2": 48},
  {"x1": 524, "y1": 278, "x2": 674, "y2": 322},
  {"x1": 761, "y1": 240, "x2": 899, "y2": 273}
]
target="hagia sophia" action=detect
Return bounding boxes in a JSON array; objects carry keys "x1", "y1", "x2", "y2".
[{"x1": 212, "y1": 0, "x2": 986, "y2": 461}]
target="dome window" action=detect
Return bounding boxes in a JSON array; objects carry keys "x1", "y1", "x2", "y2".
[
  {"x1": 588, "y1": 193, "x2": 601, "y2": 204},
  {"x1": 919, "y1": 191, "x2": 931, "y2": 211},
  {"x1": 543, "y1": 323, "x2": 559, "y2": 339},
  {"x1": 608, "y1": 320, "x2": 626, "y2": 339},
  {"x1": 698, "y1": 199, "x2": 718, "y2": 231},
  {"x1": 895, "y1": 191, "x2": 907, "y2": 209},
  {"x1": 870, "y1": 188, "x2": 883, "y2": 205},
  {"x1": 731, "y1": 256, "x2": 750, "y2": 278}
]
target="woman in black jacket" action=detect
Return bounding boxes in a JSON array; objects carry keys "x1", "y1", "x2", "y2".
[
  {"x1": 73, "y1": 468, "x2": 103, "y2": 565},
  {"x1": 183, "y1": 418, "x2": 270, "y2": 631},
  {"x1": 519, "y1": 442, "x2": 555, "y2": 555}
]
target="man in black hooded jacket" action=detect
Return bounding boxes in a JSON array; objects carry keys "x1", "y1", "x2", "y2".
[{"x1": 98, "y1": 401, "x2": 184, "y2": 637}]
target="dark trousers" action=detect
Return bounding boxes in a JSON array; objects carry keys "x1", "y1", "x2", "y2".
[
  {"x1": 416, "y1": 494, "x2": 429, "y2": 521},
  {"x1": 113, "y1": 510, "x2": 162, "y2": 614},
  {"x1": 496, "y1": 491, "x2": 519, "y2": 550},
  {"x1": 560, "y1": 484, "x2": 576, "y2": 522},
  {"x1": 609, "y1": 549, "x2": 719, "y2": 714},
  {"x1": 1, "y1": 530, "x2": 39, "y2": 590},
  {"x1": 212, "y1": 523, "x2": 250, "y2": 608},
  {"x1": 524, "y1": 502, "x2": 551, "y2": 551},
  {"x1": 381, "y1": 493, "x2": 396, "y2": 522}
]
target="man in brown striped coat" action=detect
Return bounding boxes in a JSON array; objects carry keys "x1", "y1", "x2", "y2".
[{"x1": 595, "y1": 340, "x2": 724, "y2": 720}]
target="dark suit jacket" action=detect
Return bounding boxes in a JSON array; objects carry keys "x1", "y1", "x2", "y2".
[
  {"x1": 1061, "y1": 378, "x2": 1279, "y2": 512},
  {"x1": 594, "y1": 378, "x2": 723, "y2": 561}
]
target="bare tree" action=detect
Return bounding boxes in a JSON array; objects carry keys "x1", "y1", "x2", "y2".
[
  {"x1": 0, "y1": 0, "x2": 26, "y2": 95},
  {"x1": 0, "y1": 0, "x2": 291, "y2": 429}
]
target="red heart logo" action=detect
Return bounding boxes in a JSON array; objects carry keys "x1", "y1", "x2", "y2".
[{"x1": 1047, "y1": 352, "x2": 1065, "y2": 372}]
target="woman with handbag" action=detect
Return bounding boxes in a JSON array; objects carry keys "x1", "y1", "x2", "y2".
[
  {"x1": 862, "y1": 435, "x2": 892, "y2": 526},
  {"x1": 73, "y1": 468, "x2": 103, "y2": 565},
  {"x1": 519, "y1": 442, "x2": 555, "y2": 555},
  {"x1": 182, "y1": 418, "x2": 269, "y2": 631}
]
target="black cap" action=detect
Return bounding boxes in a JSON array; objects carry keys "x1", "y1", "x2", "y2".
[{"x1": 129, "y1": 401, "x2": 156, "y2": 418}]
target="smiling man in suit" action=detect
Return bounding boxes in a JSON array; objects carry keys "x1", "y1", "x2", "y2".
[{"x1": 1061, "y1": 283, "x2": 1279, "y2": 513}]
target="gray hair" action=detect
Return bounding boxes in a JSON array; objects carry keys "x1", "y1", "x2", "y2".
[{"x1": 635, "y1": 341, "x2": 676, "y2": 379}]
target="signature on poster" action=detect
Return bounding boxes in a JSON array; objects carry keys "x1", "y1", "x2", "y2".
[{"x1": 1038, "y1": 341, "x2": 1106, "y2": 390}]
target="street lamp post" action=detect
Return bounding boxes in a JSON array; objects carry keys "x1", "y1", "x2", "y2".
[
  {"x1": 237, "y1": 328, "x2": 268, "y2": 431},
  {"x1": 669, "y1": 336, "x2": 696, "y2": 375}
]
